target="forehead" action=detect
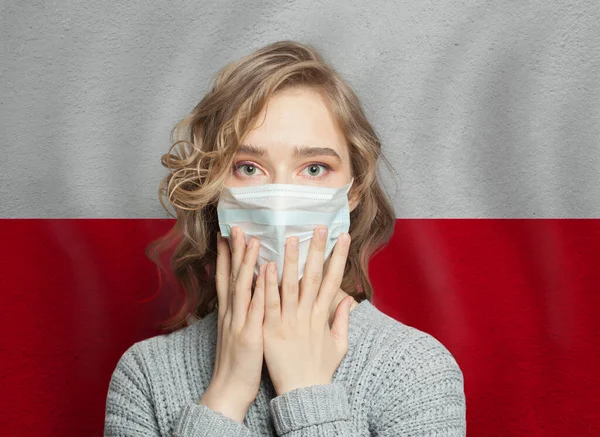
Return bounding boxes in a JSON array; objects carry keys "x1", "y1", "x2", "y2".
[{"x1": 242, "y1": 87, "x2": 347, "y2": 155}]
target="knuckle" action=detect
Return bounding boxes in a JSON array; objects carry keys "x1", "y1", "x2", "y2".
[
  {"x1": 321, "y1": 276, "x2": 338, "y2": 290},
  {"x1": 308, "y1": 272, "x2": 322, "y2": 286},
  {"x1": 338, "y1": 341, "x2": 349, "y2": 354},
  {"x1": 311, "y1": 305, "x2": 325, "y2": 319},
  {"x1": 266, "y1": 300, "x2": 279, "y2": 311},
  {"x1": 283, "y1": 280, "x2": 298, "y2": 294},
  {"x1": 240, "y1": 328, "x2": 259, "y2": 347}
]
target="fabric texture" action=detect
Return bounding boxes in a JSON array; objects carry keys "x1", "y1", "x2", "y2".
[{"x1": 104, "y1": 299, "x2": 466, "y2": 436}]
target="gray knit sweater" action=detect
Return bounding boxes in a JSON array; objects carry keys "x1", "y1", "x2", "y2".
[{"x1": 104, "y1": 299, "x2": 466, "y2": 436}]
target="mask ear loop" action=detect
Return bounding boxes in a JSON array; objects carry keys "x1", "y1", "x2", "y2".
[{"x1": 344, "y1": 177, "x2": 355, "y2": 195}]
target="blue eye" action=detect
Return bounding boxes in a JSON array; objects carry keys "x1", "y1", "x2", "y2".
[
  {"x1": 303, "y1": 164, "x2": 331, "y2": 179},
  {"x1": 232, "y1": 163, "x2": 265, "y2": 178},
  {"x1": 240, "y1": 164, "x2": 256, "y2": 175},
  {"x1": 232, "y1": 162, "x2": 332, "y2": 179}
]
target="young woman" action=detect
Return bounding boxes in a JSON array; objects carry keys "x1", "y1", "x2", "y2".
[{"x1": 104, "y1": 40, "x2": 466, "y2": 436}]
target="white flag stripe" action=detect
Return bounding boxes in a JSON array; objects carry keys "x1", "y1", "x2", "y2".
[{"x1": 1, "y1": 1, "x2": 598, "y2": 218}]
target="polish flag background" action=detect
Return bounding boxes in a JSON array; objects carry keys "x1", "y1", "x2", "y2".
[{"x1": 1, "y1": 1, "x2": 599, "y2": 436}]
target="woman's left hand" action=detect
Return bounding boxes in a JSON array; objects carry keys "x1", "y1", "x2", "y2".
[{"x1": 260, "y1": 226, "x2": 355, "y2": 396}]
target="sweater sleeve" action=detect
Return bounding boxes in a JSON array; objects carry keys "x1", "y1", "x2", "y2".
[
  {"x1": 268, "y1": 330, "x2": 466, "y2": 437},
  {"x1": 104, "y1": 343, "x2": 161, "y2": 436},
  {"x1": 104, "y1": 343, "x2": 256, "y2": 437},
  {"x1": 374, "y1": 333, "x2": 467, "y2": 437},
  {"x1": 268, "y1": 382, "x2": 354, "y2": 436}
]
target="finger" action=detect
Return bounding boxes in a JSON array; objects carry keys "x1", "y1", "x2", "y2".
[
  {"x1": 231, "y1": 236, "x2": 260, "y2": 328},
  {"x1": 215, "y1": 231, "x2": 231, "y2": 320},
  {"x1": 299, "y1": 226, "x2": 327, "y2": 313},
  {"x1": 214, "y1": 231, "x2": 230, "y2": 371},
  {"x1": 264, "y1": 262, "x2": 281, "y2": 328},
  {"x1": 316, "y1": 232, "x2": 351, "y2": 311},
  {"x1": 246, "y1": 264, "x2": 266, "y2": 332},
  {"x1": 330, "y1": 296, "x2": 353, "y2": 350},
  {"x1": 227, "y1": 226, "x2": 247, "y2": 316},
  {"x1": 281, "y1": 236, "x2": 299, "y2": 321}
]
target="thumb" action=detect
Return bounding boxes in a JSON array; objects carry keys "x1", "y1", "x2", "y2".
[{"x1": 331, "y1": 296, "x2": 353, "y2": 343}]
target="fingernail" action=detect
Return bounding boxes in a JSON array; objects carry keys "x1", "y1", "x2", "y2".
[
  {"x1": 340, "y1": 232, "x2": 350, "y2": 243},
  {"x1": 269, "y1": 262, "x2": 277, "y2": 273},
  {"x1": 232, "y1": 227, "x2": 237, "y2": 239},
  {"x1": 249, "y1": 238, "x2": 257, "y2": 249},
  {"x1": 289, "y1": 237, "x2": 298, "y2": 250},
  {"x1": 318, "y1": 227, "x2": 327, "y2": 238}
]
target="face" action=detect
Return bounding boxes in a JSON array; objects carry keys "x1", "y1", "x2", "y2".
[{"x1": 224, "y1": 87, "x2": 358, "y2": 212}]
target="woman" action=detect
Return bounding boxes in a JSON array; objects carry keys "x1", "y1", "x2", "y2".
[{"x1": 104, "y1": 40, "x2": 466, "y2": 436}]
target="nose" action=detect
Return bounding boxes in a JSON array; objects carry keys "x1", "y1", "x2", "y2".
[{"x1": 270, "y1": 169, "x2": 295, "y2": 185}]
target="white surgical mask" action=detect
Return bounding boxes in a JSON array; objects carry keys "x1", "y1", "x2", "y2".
[{"x1": 217, "y1": 178, "x2": 353, "y2": 285}]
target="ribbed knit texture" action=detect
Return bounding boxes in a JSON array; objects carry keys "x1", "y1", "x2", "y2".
[{"x1": 104, "y1": 299, "x2": 466, "y2": 436}]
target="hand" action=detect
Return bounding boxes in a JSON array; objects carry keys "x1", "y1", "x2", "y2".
[
  {"x1": 259, "y1": 226, "x2": 354, "y2": 396},
  {"x1": 200, "y1": 226, "x2": 266, "y2": 423}
]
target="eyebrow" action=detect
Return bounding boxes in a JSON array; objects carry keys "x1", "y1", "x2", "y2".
[{"x1": 237, "y1": 144, "x2": 342, "y2": 163}]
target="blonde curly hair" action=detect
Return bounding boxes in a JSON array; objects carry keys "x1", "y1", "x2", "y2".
[{"x1": 147, "y1": 40, "x2": 397, "y2": 333}]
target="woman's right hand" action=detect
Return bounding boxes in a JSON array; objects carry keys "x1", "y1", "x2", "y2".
[{"x1": 199, "y1": 226, "x2": 266, "y2": 424}]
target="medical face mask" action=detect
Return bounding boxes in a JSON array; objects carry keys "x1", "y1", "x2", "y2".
[{"x1": 216, "y1": 178, "x2": 353, "y2": 285}]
